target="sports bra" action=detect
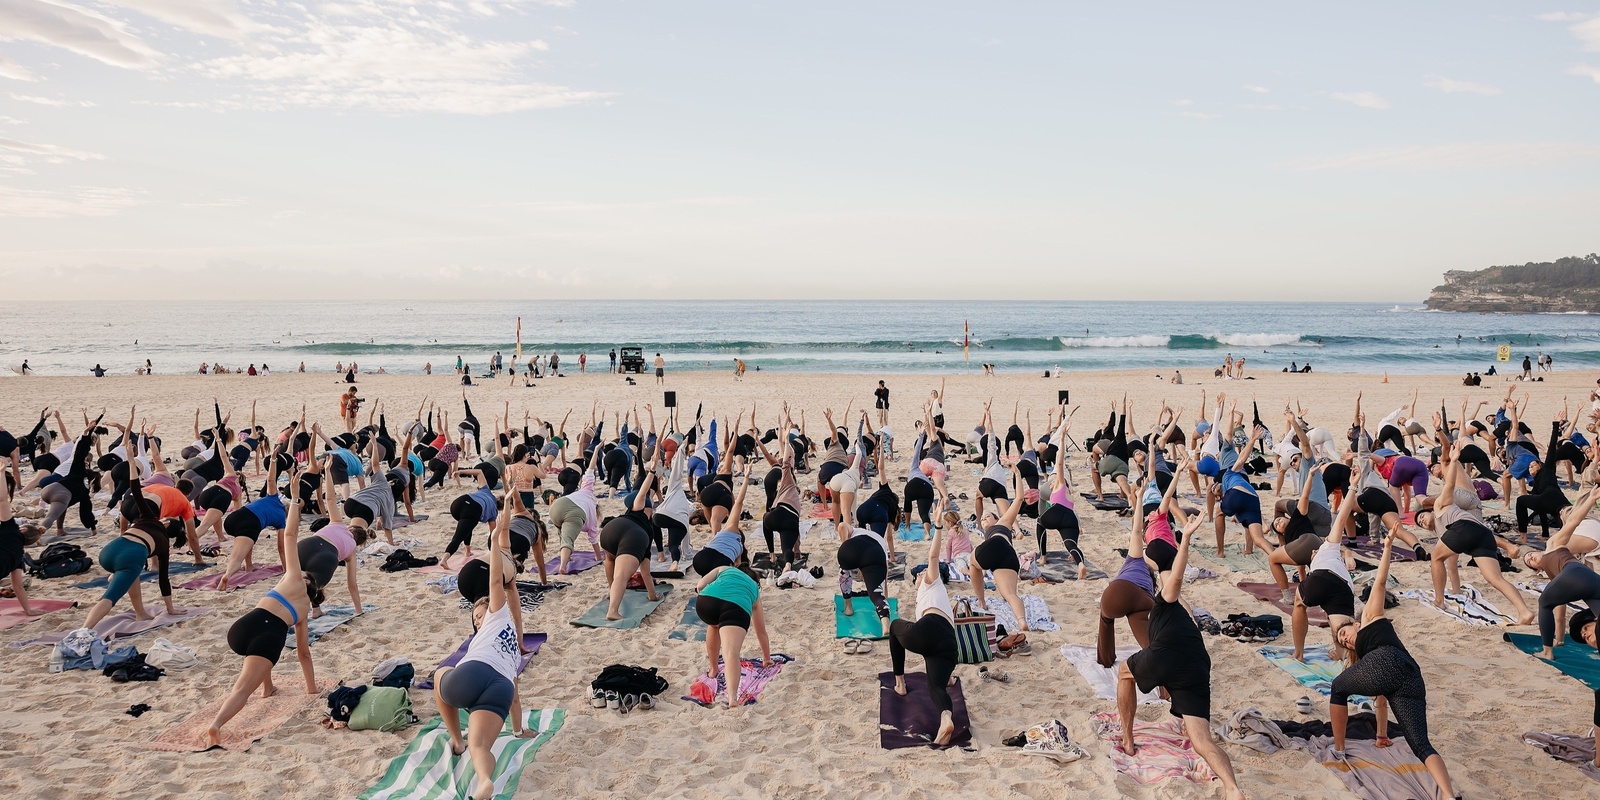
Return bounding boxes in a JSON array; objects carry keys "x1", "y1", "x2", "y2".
[{"x1": 266, "y1": 588, "x2": 300, "y2": 625}]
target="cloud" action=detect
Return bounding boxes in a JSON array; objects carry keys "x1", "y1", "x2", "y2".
[
  {"x1": 0, "y1": 52, "x2": 36, "y2": 80},
  {"x1": 1170, "y1": 98, "x2": 1193, "y2": 106},
  {"x1": 0, "y1": 0, "x2": 162, "y2": 70},
  {"x1": 1242, "y1": 84, "x2": 1269, "y2": 94},
  {"x1": 0, "y1": 185, "x2": 143, "y2": 216},
  {"x1": 0, "y1": 135, "x2": 103, "y2": 161},
  {"x1": 1282, "y1": 141, "x2": 1600, "y2": 171},
  {"x1": 103, "y1": 0, "x2": 265, "y2": 39},
  {"x1": 1329, "y1": 91, "x2": 1391, "y2": 109},
  {"x1": 1169, "y1": 110, "x2": 1220, "y2": 119},
  {"x1": 1570, "y1": 64, "x2": 1600, "y2": 84},
  {"x1": 1425, "y1": 76, "x2": 1501, "y2": 95},
  {"x1": 8, "y1": 92, "x2": 95, "y2": 106}
]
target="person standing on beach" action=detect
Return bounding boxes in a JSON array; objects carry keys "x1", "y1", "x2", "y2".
[
  {"x1": 609, "y1": 349, "x2": 617, "y2": 373},
  {"x1": 1523, "y1": 355, "x2": 1533, "y2": 380},
  {"x1": 874, "y1": 381, "x2": 890, "y2": 426},
  {"x1": 654, "y1": 353, "x2": 665, "y2": 385},
  {"x1": 579, "y1": 353, "x2": 587, "y2": 373}
]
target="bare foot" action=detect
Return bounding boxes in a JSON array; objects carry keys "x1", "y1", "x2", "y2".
[
  {"x1": 134, "y1": 611, "x2": 154, "y2": 621},
  {"x1": 1517, "y1": 612, "x2": 1536, "y2": 626},
  {"x1": 1225, "y1": 789, "x2": 1246, "y2": 800},
  {"x1": 24, "y1": 608, "x2": 45, "y2": 616},
  {"x1": 605, "y1": 612, "x2": 623, "y2": 621},
  {"x1": 204, "y1": 727, "x2": 222, "y2": 748},
  {"x1": 934, "y1": 716, "x2": 956, "y2": 746},
  {"x1": 1077, "y1": 563, "x2": 1088, "y2": 580},
  {"x1": 1292, "y1": 651, "x2": 1305, "y2": 663},
  {"x1": 842, "y1": 603, "x2": 854, "y2": 617},
  {"x1": 646, "y1": 591, "x2": 659, "y2": 602},
  {"x1": 449, "y1": 737, "x2": 467, "y2": 756},
  {"x1": 893, "y1": 677, "x2": 907, "y2": 697},
  {"x1": 471, "y1": 776, "x2": 495, "y2": 799},
  {"x1": 1121, "y1": 735, "x2": 1138, "y2": 756}
]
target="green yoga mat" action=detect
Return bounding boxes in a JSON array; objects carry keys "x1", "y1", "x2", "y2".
[
  {"x1": 571, "y1": 585, "x2": 673, "y2": 629},
  {"x1": 1506, "y1": 632, "x2": 1600, "y2": 690},
  {"x1": 667, "y1": 596, "x2": 707, "y2": 642},
  {"x1": 835, "y1": 596, "x2": 899, "y2": 640},
  {"x1": 1201, "y1": 543, "x2": 1271, "y2": 573},
  {"x1": 360, "y1": 708, "x2": 564, "y2": 800}
]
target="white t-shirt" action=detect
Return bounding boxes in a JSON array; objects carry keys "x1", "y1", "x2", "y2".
[
  {"x1": 462, "y1": 602, "x2": 522, "y2": 683},
  {"x1": 50, "y1": 440, "x2": 76, "y2": 476},
  {"x1": 916, "y1": 571, "x2": 953, "y2": 622},
  {"x1": 1310, "y1": 541, "x2": 1353, "y2": 591}
]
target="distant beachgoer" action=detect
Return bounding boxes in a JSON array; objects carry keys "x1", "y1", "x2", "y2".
[
  {"x1": 654, "y1": 353, "x2": 665, "y2": 385},
  {"x1": 91, "y1": 364, "x2": 105, "y2": 377},
  {"x1": 609, "y1": 349, "x2": 617, "y2": 373},
  {"x1": 579, "y1": 353, "x2": 587, "y2": 373}
]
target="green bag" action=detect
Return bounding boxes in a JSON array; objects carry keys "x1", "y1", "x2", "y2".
[
  {"x1": 952, "y1": 599, "x2": 995, "y2": 664},
  {"x1": 349, "y1": 686, "x2": 415, "y2": 732}
]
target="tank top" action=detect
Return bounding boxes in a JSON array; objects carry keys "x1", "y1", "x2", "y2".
[
  {"x1": 316, "y1": 523, "x2": 357, "y2": 560},
  {"x1": 1144, "y1": 513, "x2": 1177, "y2": 548},
  {"x1": 915, "y1": 571, "x2": 954, "y2": 622},
  {"x1": 1049, "y1": 483, "x2": 1073, "y2": 508},
  {"x1": 461, "y1": 602, "x2": 523, "y2": 682},
  {"x1": 245, "y1": 495, "x2": 288, "y2": 529}
]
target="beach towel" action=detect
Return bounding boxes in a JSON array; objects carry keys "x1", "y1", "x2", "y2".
[
  {"x1": 544, "y1": 549, "x2": 600, "y2": 575},
  {"x1": 416, "y1": 553, "x2": 473, "y2": 575},
  {"x1": 360, "y1": 708, "x2": 565, "y2": 800},
  {"x1": 1300, "y1": 734, "x2": 1440, "y2": 800},
  {"x1": 1036, "y1": 551, "x2": 1108, "y2": 581},
  {"x1": 9, "y1": 606, "x2": 209, "y2": 648},
  {"x1": 388, "y1": 513, "x2": 430, "y2": 529},
  {"x1": 571, "y1": 585, "x2": 673, "y2": 629},
  {"x1": 1505, "y1": 632, "x2": 1600, "y2": 690},
  {"x1": 1200, "y1": 543, "x2": 1270, "y2": 573},
  {"x1": 1058, "y1": 643, "x2": 1162, "y2": 705},
  {"x1": 1400, "y1": 585, "x2": 1513, "y2": 625},
  {"x1": 285, "y1": 604, "x2": 372, "y2": 648},
  {"x1": 180, "y1": 564, "x2": 284, "y2": 591},
  {"x1": 416, "y1": 632, "x2": 545, "y2": 690},
  {"x1": 897, "y1": 522, "x2": 928, "y2": 542},
  {"x1": 1524, "y1": 731, "x2": 1600, "y2": 781},
  {"x1": 71, "y1": 560, "x2": 207, "y2": 590},
  {"x1": 1348, "y1": 537, "x2": 1418, "y2": 563},
  {"x1": 150, "y1": 679, "x2": 336, "y2": 752},
  {"x1": 0, "y1": 598, "x2": 76, "y2": 631},
  {"x1": 1237, "y1": 581, "x2": 1327, "y2": 627},
  {"x1": 684, "y1": 654, "x2": 794, "y2": 706},
  {"x1": 1090, "y1": 711, "x2": 1214, "y2": 785},
  {"x1": 878, "y1": 672, "x2": 972, "y2": 750},
  {"x1": 1080, "y1": 493, "x2": 1130, "y2": 511},
  {"x1": 952, "y1": 593, "x2": 1058, "y2": 633},
  {"x1": 1257, "y1": 645, "x2": 1372, "y2": 707},
  {"x1": 810, "y1": 504, "x2": 833, "y2": 520},
  {"x1": 457, "y1": 582, "x2": 565, "y2": 614},
  {"x1": 835, "y1": 596, "x2": 899, "y2": 640},
  {"x1": 1212, "y1": 707, "x2": 1295, "y2": 754},
  {"x1": 667, "y1": 596, "x2": 707, "y2": 642}
]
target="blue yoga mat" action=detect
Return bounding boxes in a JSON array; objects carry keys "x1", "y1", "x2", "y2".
[
  {"x1": 1506, "y1": 632, "x2": 1600, "y2": 690},
  {"x1": 835, "y1": 595, "x2": 899, "y2": 640},
  {"x1": 73, "y1": 560, "x2": 208, "y2": 590}
]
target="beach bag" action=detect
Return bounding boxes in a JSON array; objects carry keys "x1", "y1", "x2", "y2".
[
  {"x1": 30, "y1": 543, "x2": 91, "y2": 579},
  {"x1": 349, "y1": 686, "x2": 416, "y2": 732},
  {"x1": 372, "y1": 658, "x2": 414, "y2": 689},
  {"x1": 952, "y1": 599, "x2": 996, "y2": 664}
]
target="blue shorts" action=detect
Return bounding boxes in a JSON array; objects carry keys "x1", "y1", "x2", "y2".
[{"x1": 1220, "y1": 488, "x2": 1262, "y2": 526}]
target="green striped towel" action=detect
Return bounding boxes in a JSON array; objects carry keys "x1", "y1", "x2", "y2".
[{"x1": 360, "y1": 708, "x2": 564, "y2": 800}]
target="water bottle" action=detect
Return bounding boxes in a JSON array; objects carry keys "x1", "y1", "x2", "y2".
[{"x1": 48, "y1": 644, "x2": 63, "y2": 674}]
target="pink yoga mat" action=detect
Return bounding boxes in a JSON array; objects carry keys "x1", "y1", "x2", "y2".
[
  {"x1": 180, "y1": 565, "x2": 285, "y2": 591},
  {"x1": 1237, "y1": 581, "x2": 1328, "y2": 627},
  {"x1": 150, "y1": 679, "x2": 336, "y2": 752},
  {"x1": 0, "y1": 598, "x2": 77, "y2": 631},
  {"x1": 416, "y1": 553, "x2": 472, "y2": 574}
]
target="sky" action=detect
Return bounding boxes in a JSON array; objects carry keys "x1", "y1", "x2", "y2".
[{"x1": 1, "y1": 1, "x2": 1598, "y2": 301}]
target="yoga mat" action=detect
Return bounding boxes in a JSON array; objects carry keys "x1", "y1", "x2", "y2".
[
  {"x1": 360, "y1": 708, "x2": 565, "y2": 800},
  {"x1": 1058, "y1": 643, "x2": 1162, "y2": 705},
  {"x1": 571, "y1": 584, "x2": 673, "y2": 629},
  {"x1": 1038, "y1": 553, "x2": 1108, "y2": 582},
  {"x1": 180, "y1": 564, "x2": 284, "y2": 591},
  {"x1": 1300, "y1": 735, "x2": 1439, "y2": 800},
  {"x1": 684, "y1": 654, "x2": 794, "y2": 707},
  {"x1": 897, "y1": 522, "x2": 928, "y2": 542},
  {"x1": 1348, "y1": 537, "x2": 1418, "y2": 563},
  {"x1": 1090, "y1": 711, "x2": 1213, "y2": 785},
  {"x1": 878, "y1": 672, "x2": 971, "y2": 750},
  {"x1": 285, "y1": 604, "x2": 373, "y2": 648},
  {"x1": 835, "y1": 596, "x2": 899, "y2": 640},
  {"x1": 1200, "y1": 543, "x2": 1270, "y2": 573},
  {"x1": 9, "y1": 606, "x2": 209, "y2": 648},
  {"x1": 71, "y1": 560, "x2": 208, "y2": 590},
  {"x1": 1237, "y1": 581, "x2": 1327, "y2": 627},
  {"x1": 667, "y1": 596, "x2": 707, "y2": 642},
  {"x1": 388, "y1": 513, "x2": 430, "y2": 529},
  {"x1": 0, "y1": 598, "x2": 76, "y2": 631},
  {"x1": 150, "y1": 679, "x2": 336, "y2": 752},
  {"x1": 1400, "y1": 585, "x2": 1514, "y2": 626},
  {"x1": 1257, "y1": 645, "x2": 1371, "y2": 707},
  {"x1": 416, "y1": 553, "x2": 473, "y2": 575},
  {"x1": 1080, "y1": 493, "x2": 1129, "y2": 511},
  {"x1": 1524, "y1": 731, "x2": 1600, "y2": 782},
  {"x1": 417, "y1": 632, "x2": 545, "y2": 690},
  {"x1": 544, "y1": 549, "x2": 600, "y2": 575},
  {"x1": 1506, "y1": 632, "x2": 1600, "y2": 690}
]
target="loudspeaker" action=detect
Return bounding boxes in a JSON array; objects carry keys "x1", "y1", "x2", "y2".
[
  {"x1": 664, "y1": 391, "x2": 677, "y2": 408},
  {"x1": 1057, "y1": 390, "x2": 1069, "y2": 405}
]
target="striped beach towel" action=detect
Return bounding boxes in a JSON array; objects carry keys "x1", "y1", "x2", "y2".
[
  {"x1": 1090, "y1": 711, "x2": 1214, "y2": 785},
  {"x1": 360, "y1": 708, "x2": 564, "y2": 800},
  {"x1": 1400, "y1": 585, "x2": 1514, "y2": 625}
]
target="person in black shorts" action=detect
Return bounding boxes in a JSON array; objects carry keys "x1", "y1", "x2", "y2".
[
  {"x1": 599, "y1": 452, "x2": 660, "y2": 621},
  {"x1": 1117, "y1": 502, "x2": 1246, "y2": 799},
  {"x1": 874, "y1": 380, "x2": 890, "y2": 426},
  {"x1": 969, "y1": 466, "x2": 1031, "y2": 631}
]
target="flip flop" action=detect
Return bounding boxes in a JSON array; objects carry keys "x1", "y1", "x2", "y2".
[
  {"x1": 844, "y1": 638, "x2": 861, "y2": 654},
  {"x1": 856, "y1": 639, "x2": 874, "y2": 654}
]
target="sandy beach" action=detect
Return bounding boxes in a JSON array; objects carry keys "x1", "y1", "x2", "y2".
[{"x1": 2, "y1": 367, "x2": 1596, "y2": 800}]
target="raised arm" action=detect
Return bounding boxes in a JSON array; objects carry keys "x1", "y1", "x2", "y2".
[
  {"x1": 1362, "y1": 536, "x2": 1397, "y2": 623},
  {"x1": 1161, "y1": 515, "x2": 1203, "y2": 602}
]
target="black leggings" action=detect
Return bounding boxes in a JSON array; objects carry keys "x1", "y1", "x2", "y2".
[
  {"x1": 1540, "y1": 562, "x2": 1600, "y2": 647},
  {"x1": 1374, "y1": 424, "x2": 1410, "y2": 456},
  {"x1": 1004, "y1": 425, "x2": 1026, "y2": 457},
  {"x1": 1329, "y1": 646, "x2": 1436, "y2": 762},
  {"x1": 448, "y1": 494, "x2": 484, "y2": 556},
  {"x1": 1036, "y1": 504, "x2": 1082, "y2": 562},
  {"x1": 107, "y1": 460, "x2": 131, "y2": 511},
  {"x1": 462, "y1": 399, "x2": 481, "y2": 456},
  {"x1": 1457, "y1": 444, "x2": 1497, "y2": 481},
  {"x1": 903, "y1": 478, "x2": 934, "y2": 527},
  {"x1": 762, "y1": 504, "x2": 801, "y2": 570},
  {"x1": 763, "y1": 468, "x2": 780, "y2": 512},
  {"x1": 890, "y1": 615, "x2": 958, "y2": 713},
  {"x1": 655, "y1": 514, "x2": 688, "y2": 562},
  {"x1": 1517, "y1": 488, "x2": 1569, "y2": 534},
  {"x1": 424, "y1": 458, "x2": 450, "y2": 490},
  {"x1": 838, "y1": 536, "x2": 889, "y2": 616},
  {"x1": 297, "y1": 536, "x2": 341, "y2": 589}
]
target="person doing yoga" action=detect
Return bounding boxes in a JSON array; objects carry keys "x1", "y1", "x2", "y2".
[{"x1": 890, "y1": 495, "x2": 961, "y2": 746}]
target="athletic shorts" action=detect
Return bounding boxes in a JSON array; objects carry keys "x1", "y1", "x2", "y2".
[
  {"x1": 974, "y1": 535, "x2": 1021, "y2": 573},
  {"x1": 1283, "y1": 533, "x2": 1323, "y2": 566},
  {"x1": 827, "y1": 469, "x2": 859, "y2": 496},
  {"x1": 228, "y1": 607, "x2": 290, "y2": 664},
  {"x1": 1097, "y1": 455, "x2": 1129, "y2": 479},
  {"x1": 1128, "y1": 645, "x2": 1211, "y2": 719},
  {"x1": 1441, "y1": 520, "x2": 1499, "y2": 559},
  {"x1": 438, "y1": 660, "x2": 514, "y2": 719},
  {"x1": 599, "y1": 517, "x2": 651, "y2": 561},
  {"x1": 692, "y1": 547, "x2": 734, "y2": 576},
  {"x1": 224, "y1": 507, "x2": 264, "y2": 541},
  {"x1": 695, "y1": 594, "x2": 752, "y2": 630},
  {"x1": 1356, "y1": 486, "x2": 1398, "y2": 518},
  {"x1": 1297, "y1": 570, "x2": 1355, "y2": 618},
  {"x1": 198, "y1": 484, "x2": 232, "y2": 513},
  {"x1": 1220, "y1": 488, "x2": 1263, "y2": 526},
  {"x1": 978, "y1": 477, "x2": 1008, "y2": 500},
  {"x1": 1146, "y1": 538, "x2": 1177, "y2": 572}
]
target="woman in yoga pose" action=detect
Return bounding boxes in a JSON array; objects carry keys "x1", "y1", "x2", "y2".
[
  {"x1": 1525, "y1": 472, "x2": 1600, "y2": 658},
  {"x1": 653, "y1": 431, "x2": 694, "y2": 572},
  {"x1": 433, "y1": 491, "x2": 538, "y2": 799},
  {"x1": 207, "y1": 472, "x2": 320, "y2": 749},
  {"x1": 1329, "y1": 535, "x2": 1461, "y2": 800},
  {"x1": 216, "y1": 437, "x2": 292, "y2": 588},
  {"x1": 1417, "y1": 436, "x2": 1535, "y2": 626},
  {"x1": 1289, "y1": 485, "x2": 1359, "y2": 663},
  {"x1": 889, "y1": 495, "x2": 961, "y2": 746},
  {"x1": 599, "y1": 451, "x2": 661, "y2": 621},
  {"x1": 1097, "y1": 475, "x2": 1161, "y2": 667},
  {"x1": 756, "y1": 408, "x2": 805, "y2": 574},
  {"x1": 1034, "y1": 410, "x2": 1087, "y2": 578},
  {"x1": 446, "y1": 466, "x2": 500, "y2": 561},
  {"x1": 693, "y1": 539, "x2": 774, "y2": 708},
  {"x1": 968, "y1": 465, "x2": 1031, "y2": 632},
  {"x1": 692, "y1": 462, "x2": 754, "y2": 577},
  {"x1": 303, "y1": 468, "x2": 367, "y2": 616}
]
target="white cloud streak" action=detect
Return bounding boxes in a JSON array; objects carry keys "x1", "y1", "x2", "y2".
[
  {"x1": 0, "y1": 52, "x2": 36, "y2": 80},
  {"x1": 103, "y1": 0, "x2": 265, "y2": 39},
  {"x1": 1570, "y1": 64, "x2": 1600, "y2": 83},
  {"x1": 8, "y1": 92, "x2": 95, "y2": 106},
  {"x1": 1425, "y1": 76, "x2": 1501, "y2": 95},
  {"x1": 0, "y1": 0, "x2": 162, "y2": 69},
  {"x1": 1283, "y1": 141, "x2": 1600, "y2": 171},
  {"x1": 1329, "y1": 91, "x2": 1391, "y2": 109},
  {"x1": 0, "y1": 185, "x2": 143, "y2": 216},
  {"x1": 0, "y1": 135, "x2": 103, "y2": 161},
  {"x1": 1243, "y1": 84, "x2": 1269, "y2": 94}
]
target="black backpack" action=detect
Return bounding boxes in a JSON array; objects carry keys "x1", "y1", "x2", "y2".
[
  {"x1": 590, "y1": 665, "x2": 668, "y2": 696},
  {"x1": 29, "y1": 542, "x2": 91, "y2": 579}
]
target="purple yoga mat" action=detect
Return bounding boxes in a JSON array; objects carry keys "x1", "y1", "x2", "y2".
[
  {"x1": 545, "y1": 549, "x2": 600, "y2": 575},
  {"x1": 417, "y1": 632, "x2": 546, "y2": 689},
  {"x1": 180, "y1": 565, "x2": 285, "y2": 591},
  {"x1": 878, "y1": 672, "x2": 971, "y2": 750}
]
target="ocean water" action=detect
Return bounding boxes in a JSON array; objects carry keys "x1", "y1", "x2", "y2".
[{"x1": 2, "y1": 300, "x2": 1597, "y2": 376}]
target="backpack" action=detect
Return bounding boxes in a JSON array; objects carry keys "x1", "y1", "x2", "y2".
[
  {"x1": 349, "y1": 686, "x2": 415, "y2": 732},
  {"x1": 29, "y1": 542, "x2": 91, "y2": 579},
  {"x1": 380, "y1": 549, "x2": 437, "y2": 573},
  {"x1": 590, "y1": 665, "x2": 669, "y2": 697}
]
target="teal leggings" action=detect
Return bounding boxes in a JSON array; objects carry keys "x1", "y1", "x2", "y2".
[{"x1": 98, "y1": 536, "x2": 149, "y2": 603}]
